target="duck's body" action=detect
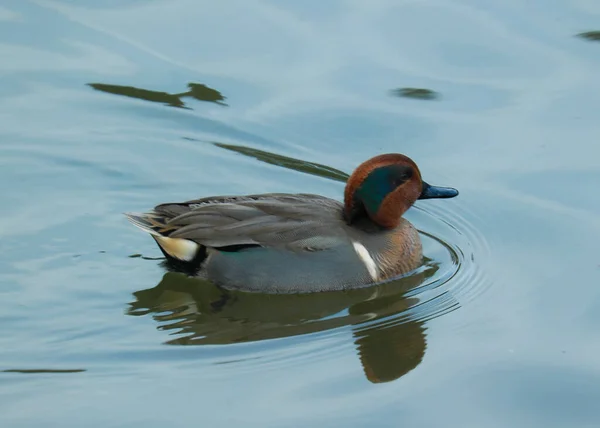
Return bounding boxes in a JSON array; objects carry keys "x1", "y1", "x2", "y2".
[{"x1": 126, "y1": 154, "x2": 458, "y2": 293}]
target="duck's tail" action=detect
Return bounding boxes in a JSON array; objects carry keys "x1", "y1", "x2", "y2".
[
  {"x1": 124, "y1": 211, "x2": 168, "y2": 236},
  {"x1": 124, "y1": 212, "x2": 202, "y2": 263}
]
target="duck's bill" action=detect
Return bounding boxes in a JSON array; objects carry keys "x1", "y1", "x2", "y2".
[{"x1": 419, "y1": 182, "x2": 459, "y2": 199}]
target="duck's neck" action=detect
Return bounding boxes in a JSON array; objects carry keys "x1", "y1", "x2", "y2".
[{"x1": 343, "y1": 204, "x2": 387, "y2": 232}]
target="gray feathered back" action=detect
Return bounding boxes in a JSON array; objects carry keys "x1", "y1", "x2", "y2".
[{"x1": 155, "y1": 194, "x2": 349, "y2": 251}]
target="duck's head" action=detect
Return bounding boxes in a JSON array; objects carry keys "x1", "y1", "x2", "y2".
[{"x1": 344, "y1": 153, "x2": 458, "y2": 229}]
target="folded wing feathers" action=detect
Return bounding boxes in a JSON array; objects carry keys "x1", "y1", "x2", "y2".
[{"x1": 131, "y1": 195, "x2": 345, "y2": 251}]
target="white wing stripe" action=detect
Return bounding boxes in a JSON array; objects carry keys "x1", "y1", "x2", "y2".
[{"x1": 352, "y1": 241, "x2": 379, "y2": 282}]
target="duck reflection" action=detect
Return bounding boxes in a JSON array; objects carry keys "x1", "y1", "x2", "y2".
[
  {"x1": 128, "y1": 262, "x2": 438, "y2": 384},
  {"x1": 87, "y1": 82, "x2": 227, "y2": 108}
]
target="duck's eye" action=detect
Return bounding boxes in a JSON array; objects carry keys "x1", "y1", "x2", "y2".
[{"x1": 393, "y1": 173, "x2": 411, "y2": 186}]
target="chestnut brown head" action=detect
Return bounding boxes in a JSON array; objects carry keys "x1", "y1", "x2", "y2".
[{"x1": 344, "y1": 154, "x2": 458, "y2": 228}]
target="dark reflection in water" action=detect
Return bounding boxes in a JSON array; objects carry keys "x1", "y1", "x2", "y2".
[
  {"x1": 128, "y1": 262, "x2": 437, "y2": 383},
  {"x1": 391, "y1": 87, "x2": 439, "y2": 100},
  {"x1": 88, "y1": 82, "x2": 227, "y2": 108},
  {"x1": 211, "y1": 141, "x2": 349, "y2": 183},
  {"x1": 577, "y1": 31, "x2": 600, "y2": 42},
  {"x1": 128, "y1": 253, "x2": 163, "y2": 260}
]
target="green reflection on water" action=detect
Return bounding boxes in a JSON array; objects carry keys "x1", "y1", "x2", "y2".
[{"x1": 88, "y1": 82, "x2": 227, "y2": 108}]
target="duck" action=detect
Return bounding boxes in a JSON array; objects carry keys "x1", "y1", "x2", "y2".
[{"x1": 125, "y1": 153, "x2": 458, "y2": 293}]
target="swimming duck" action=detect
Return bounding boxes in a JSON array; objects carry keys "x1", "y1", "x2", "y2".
[{"x1": 126, "y1": 153, "x2": 458, "y2": 293}]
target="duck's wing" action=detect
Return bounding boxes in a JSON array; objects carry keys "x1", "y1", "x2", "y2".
[{"x1": 125, "y1": 193, "x2": 347, "y2": 252}]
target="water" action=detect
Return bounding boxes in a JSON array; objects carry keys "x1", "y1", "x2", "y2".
[{"x1": 1, "y1": 1, "x2": 600, "y2": 427}]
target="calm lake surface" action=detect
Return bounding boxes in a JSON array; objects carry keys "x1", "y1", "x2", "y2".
[{"x1": 2, "y1": 1, "x2": 600, "y2": 427}]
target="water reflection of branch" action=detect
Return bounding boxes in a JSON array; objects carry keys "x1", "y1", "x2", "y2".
[
  {"x1": 87, "y1": 82, "x2": 227, "y2": 108},
  {"x1": 212, "y1": 142, "x2": 349, "y2": 183},
  {"x1": 128, "y1": 262, "x2": 438, "y2": 384}
]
